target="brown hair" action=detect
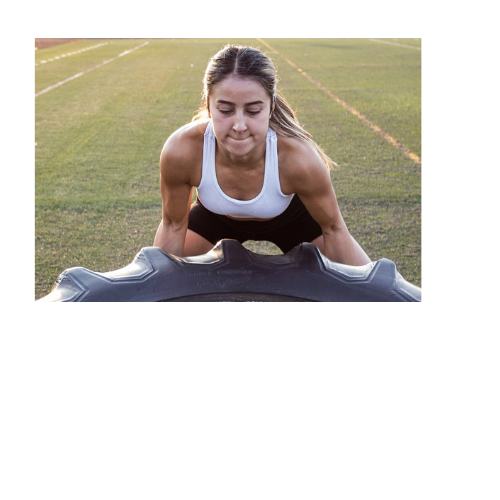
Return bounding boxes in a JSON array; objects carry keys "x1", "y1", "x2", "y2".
[{"x1": 192, "y1": 44, "x2": 336, "y2": 170}]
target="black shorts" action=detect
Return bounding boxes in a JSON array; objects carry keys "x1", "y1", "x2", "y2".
[{"x1": 187, "y1": 194, "x2": 322, "y2": 253}]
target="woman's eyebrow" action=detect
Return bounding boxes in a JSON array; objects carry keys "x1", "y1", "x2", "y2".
[{"x1": 216, "y1": 99, "x2": 265, "y2": 106}]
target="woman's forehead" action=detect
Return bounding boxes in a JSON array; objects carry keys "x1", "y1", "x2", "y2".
[{"x1": 210, "y1": 75, "x2": 269, "y2": 101}]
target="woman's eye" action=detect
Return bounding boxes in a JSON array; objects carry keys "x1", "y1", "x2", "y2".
[{"x1": 218, "y1": 108, "x2": 261, "y2": 115}]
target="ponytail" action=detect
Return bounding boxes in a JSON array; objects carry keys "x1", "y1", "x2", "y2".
[{"x1": 270, "y1": 94, "x2": 336, "y2": 170}]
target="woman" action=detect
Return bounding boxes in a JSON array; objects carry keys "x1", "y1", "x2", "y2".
[{"x1": 153, "y1": 44, "x2": 370, "y2": 266}]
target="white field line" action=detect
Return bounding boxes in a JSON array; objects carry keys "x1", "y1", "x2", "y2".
[
  {"x1": 369, "y1": 39, "x2": 421, "y2": 50},
  {"x1": 35, "y1": 42, "x2": 109, "y2": 66},
  {"x1": 35, "y1": 42, "x2": 149, "y2": 98},
  {"x1": 256, "y1": 38, "x2": 421, "y2": 166}
]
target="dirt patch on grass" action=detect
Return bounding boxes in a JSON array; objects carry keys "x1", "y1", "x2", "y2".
[{"x1": 35, "y1": 39, "x2": 83, "y2": 49}]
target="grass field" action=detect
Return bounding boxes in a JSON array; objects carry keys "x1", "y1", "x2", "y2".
[{"x1": 35, "y1": 38, "x2": 421, "y2": 300}]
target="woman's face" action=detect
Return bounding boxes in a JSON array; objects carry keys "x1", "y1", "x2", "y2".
[{"x1": 208, "y1": 74, "x2": 273, "y2": 160}]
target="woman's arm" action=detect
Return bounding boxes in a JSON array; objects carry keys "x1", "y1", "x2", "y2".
[
  {"x1": 299, "y1": 171, "x2": 355, "y2": 265},
  {"x1": 280, "y1": 138, "x2": 356, "y2": 265},
  {"x1": 153, "y1": 128, "x2": 198, "y2": 256}
]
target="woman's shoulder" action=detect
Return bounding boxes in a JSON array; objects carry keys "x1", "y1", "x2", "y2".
[
  {"x1": 276, "y1": 133, "x2": 330, "y2": 194},
  {"x1": 161, "y1": 119, "x2": 209, "y2": 167},
  {"x1": 163, "y1": 119, "x2": 209, "y2": 153},
  {"x1": 277, "y1": 134, "x2": 324, "y2": 172},
  {"x1": 277, "y1": 133, "x2": 310, "y2": 153}
]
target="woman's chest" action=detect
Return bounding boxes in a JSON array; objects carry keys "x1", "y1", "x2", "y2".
[{"x1": 215, "y1": 161, "x2": 266, "y2": 201}]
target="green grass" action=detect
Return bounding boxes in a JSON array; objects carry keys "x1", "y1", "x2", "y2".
[{"x1": 35, "y1": 38, "x2": 421, "y2": 299}]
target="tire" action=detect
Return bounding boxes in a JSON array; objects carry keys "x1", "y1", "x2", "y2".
[{"x1": 38, "y1": 239, "x2": 421, "y2": 302}]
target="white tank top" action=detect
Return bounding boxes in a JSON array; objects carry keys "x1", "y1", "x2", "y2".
[{"x1": 197, "y1": 121, "x2": 294, "y2": 219}]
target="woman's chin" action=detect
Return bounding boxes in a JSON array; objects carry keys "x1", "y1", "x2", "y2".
[{"x1": 224, "y1": 138, "x2": 254, "y2": 156}]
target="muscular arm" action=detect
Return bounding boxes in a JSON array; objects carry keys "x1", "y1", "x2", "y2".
[
  {"x1": 280, "y1": 138, "x2": 356, "y2": 265},
  {"x1": 300, "y1": 176, "x2": 355, "y2": 265},
  {"x1": 153, "y1": 126, "x2": 200, "y2": 256}
]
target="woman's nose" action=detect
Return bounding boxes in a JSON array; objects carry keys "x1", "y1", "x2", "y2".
[{"x1": 232, "y1": 112, "x2": 247, "y2": 131}]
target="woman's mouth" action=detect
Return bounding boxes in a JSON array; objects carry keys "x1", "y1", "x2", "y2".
[{"x1": 228, "y1": 136, "x2": 250, "y2": 142}]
